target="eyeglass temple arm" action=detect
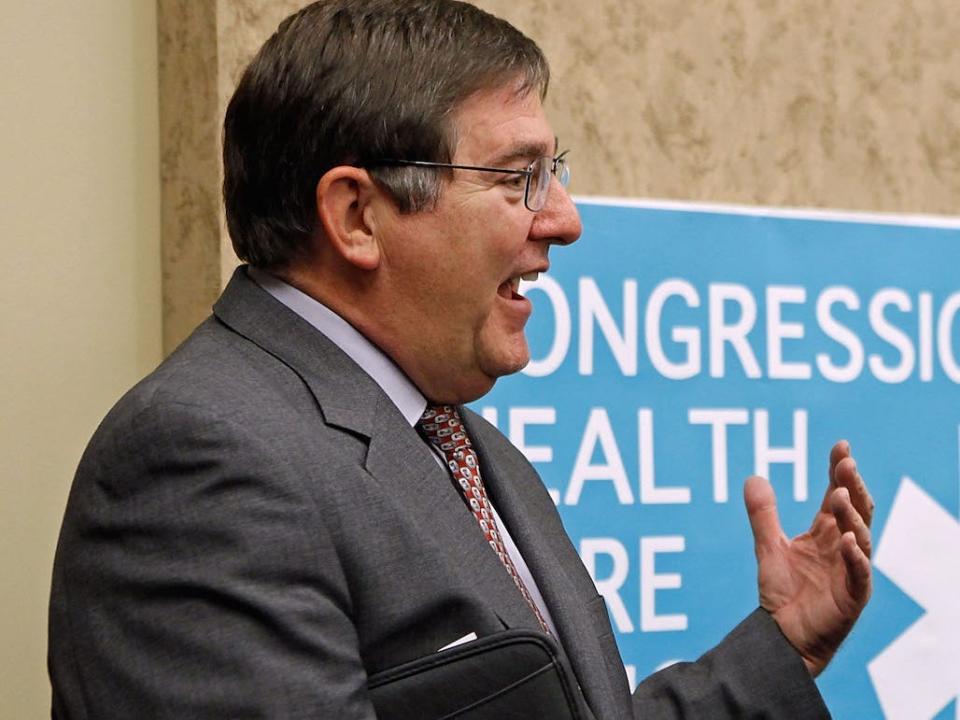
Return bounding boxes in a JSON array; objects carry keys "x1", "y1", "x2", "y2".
[{"x1": 372, "y1": 159, "x2": 535, "y2": 176}]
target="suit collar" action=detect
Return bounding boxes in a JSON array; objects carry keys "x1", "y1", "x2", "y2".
[
  {"x1": 247, "y1": 267, "x2": 427, "y2": 426},
  {"x1": 214, "y1": 266, "x2": 384, "y2": 439}
]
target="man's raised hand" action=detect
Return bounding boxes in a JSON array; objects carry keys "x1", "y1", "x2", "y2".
[{"x1": 743, "y1": 440, "x2": 874, "y2": 676}]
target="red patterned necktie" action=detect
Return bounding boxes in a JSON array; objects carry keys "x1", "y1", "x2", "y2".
[{"x1": 418, "y1": 405, "x2": 550, "y2": 635}]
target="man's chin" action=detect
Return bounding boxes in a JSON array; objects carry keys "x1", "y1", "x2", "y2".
[{"x1": 480, "y1": 346, "x2": 531, "y2": 380}]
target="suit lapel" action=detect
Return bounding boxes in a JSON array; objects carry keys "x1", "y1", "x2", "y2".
[
  {"x1": 214, "y1": 268, "x2": 539, "y2": 633},
  {"x1": 364, "y1": 401, "x2": 541, "y2": 632},
  {"x1": 463, "y1": 411, "x2": 621, "y2": 719}
]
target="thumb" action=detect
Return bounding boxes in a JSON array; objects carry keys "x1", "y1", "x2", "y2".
[{"x1": 743, "y1": 475, "x2": 785, "y2": 557}]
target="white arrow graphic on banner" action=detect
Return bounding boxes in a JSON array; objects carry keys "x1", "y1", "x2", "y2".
[{"x1": 867, "y1": 457, "x2": 960, "y2": 719}]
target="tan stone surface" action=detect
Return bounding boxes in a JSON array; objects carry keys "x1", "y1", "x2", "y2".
[
  {"x1": 476, "y1": 0, "x2": 960, "y2": 214},
  {"x1": 159, "y1": 0, "x2": 959, "y2": 349},
  {"x1": 214, "y1": 1, "x2": 306, "y2": 287},
  {"x1": 158, "y1": 0, "x2": 222, "y2": 353}
]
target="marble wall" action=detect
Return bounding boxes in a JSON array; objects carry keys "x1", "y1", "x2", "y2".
[
  {"x1": 158, "y1": 0, "x2": 959, "y2": 352},
  {"x1": 158, "y1": 0, "x2": 221, "y2": 352}
]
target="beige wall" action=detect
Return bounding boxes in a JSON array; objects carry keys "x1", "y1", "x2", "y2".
[{"x1": 0, "y1": 2, "x2": 162, "y2": 716}]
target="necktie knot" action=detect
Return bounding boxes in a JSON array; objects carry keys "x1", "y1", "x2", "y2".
[{"x1": 418, "y1": 405, "x2": 470, "y2": 449}]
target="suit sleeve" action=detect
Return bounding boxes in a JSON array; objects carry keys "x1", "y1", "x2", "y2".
[
  {"x1": 50, "y1": 398, "x2": 377, "y2": 720},
  {"x1": 630, "y1": 608, "x2": 831, "y2": 719}
]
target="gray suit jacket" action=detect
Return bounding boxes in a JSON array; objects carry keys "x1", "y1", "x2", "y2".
[{"x1": 49, "y1": 267, "x2": 829, "y2": 719}]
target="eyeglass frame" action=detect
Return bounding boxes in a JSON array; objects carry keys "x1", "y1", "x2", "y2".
[{"x1": 365, "y1": 150, "x2": 570, "y2": 212}]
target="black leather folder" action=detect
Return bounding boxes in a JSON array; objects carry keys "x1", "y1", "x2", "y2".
[{"x1": 367, "y1": 629, "x2": 590, "y2": 719}]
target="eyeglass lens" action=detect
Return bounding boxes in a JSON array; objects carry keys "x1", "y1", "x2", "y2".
[{"x1": 526, "y1": 155, "x2": 570, "y2": 212}]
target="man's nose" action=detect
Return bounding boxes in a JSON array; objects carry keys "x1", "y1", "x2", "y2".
[{"x1": 530, "y1": 175, "x2": 582, "y2": 246}]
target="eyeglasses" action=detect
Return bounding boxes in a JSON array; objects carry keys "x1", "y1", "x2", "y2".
[{"x1": 369, "y1": 150, "x2": 570, "y2": 212}]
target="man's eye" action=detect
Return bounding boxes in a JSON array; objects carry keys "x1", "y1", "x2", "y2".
[{"x1": 502, "y1": 173, "x2": 526, "y2": 191}]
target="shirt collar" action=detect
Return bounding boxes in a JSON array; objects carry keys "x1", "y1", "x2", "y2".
[{"x1": 248, "y1": 267, "x2": 427, "y2": 427}]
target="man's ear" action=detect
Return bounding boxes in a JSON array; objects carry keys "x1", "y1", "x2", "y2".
[{"x1": 315, "y1": 166, "x2": 381, "y2": 271}]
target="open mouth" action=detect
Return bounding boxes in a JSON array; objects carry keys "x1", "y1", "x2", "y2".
[{"x1": 497, "y1": 271, "x2": 540, "y2": 300}]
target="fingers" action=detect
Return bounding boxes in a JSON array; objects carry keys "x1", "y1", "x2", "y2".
[
  {"x1": 832, "y1": 455, "x2": 875, "y2": 529},
  {"x1": 828, "y1": 439, "x2": 851, "y2": 487},
  {"x1": 822, "y1": 439, "x2": 850, "y2": 509},
  {"x1": 839, "y1": 530, "x2": 872, "y2": 605},
  {"x1": 743, "y1": 475, "x2": 785, "y2": 557},
  {"x1": 823, "y1": 440, "x2": 875, "y2": 528},
  {"x1": 830, "y1": 487, "x2": 872, "y2": 559},
  {"x1": 834, "y1": 487, "x2": 873, "y2": 609}
]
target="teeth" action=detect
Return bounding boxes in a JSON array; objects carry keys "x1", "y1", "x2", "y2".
[{"x1": 504, "y1": 273, "x2": 541, "y2": 297}]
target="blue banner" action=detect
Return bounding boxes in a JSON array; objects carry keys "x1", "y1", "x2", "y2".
[{"x1": 471, "y1": 198, "x2": 960, "y2": 720}]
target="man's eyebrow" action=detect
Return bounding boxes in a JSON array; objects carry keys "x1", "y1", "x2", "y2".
[{"x1": 488, "y1": 136, "x2": 559, "y2": 168}]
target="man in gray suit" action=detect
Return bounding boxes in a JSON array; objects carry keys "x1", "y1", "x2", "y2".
[{"x1": 50, "y1": 1, "x2": 874, "y2": 717}]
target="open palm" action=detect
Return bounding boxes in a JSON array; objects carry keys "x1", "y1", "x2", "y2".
[{"x1": 744, "y1": 441, "x2": 874, "y2": 676}]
